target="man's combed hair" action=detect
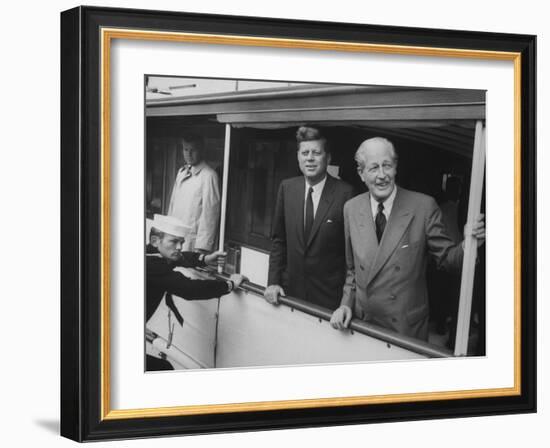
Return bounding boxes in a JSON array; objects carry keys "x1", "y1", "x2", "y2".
[
  {"x1": 296, "y1": 125, "x2": 330, "y2": 154},
  {"x1": 181, "y1": 133, "x2": 204, "y2": 150}
]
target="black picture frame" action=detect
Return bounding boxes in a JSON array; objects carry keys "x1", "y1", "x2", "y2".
[{"x1": 61, "y1": 5, "x2": 536, "y2": 442}]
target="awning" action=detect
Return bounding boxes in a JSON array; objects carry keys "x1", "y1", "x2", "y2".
[
  {"x1": 147, "y1": 85, "x2": 486, "y2": 123},
  {"x1": 146, "y1": 85, "x2": 485, "y2": 157}
]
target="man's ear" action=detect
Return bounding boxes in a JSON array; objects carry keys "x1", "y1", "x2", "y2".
[{"x1": 150, "y1": 235, "x2": 160, "y2": 247}]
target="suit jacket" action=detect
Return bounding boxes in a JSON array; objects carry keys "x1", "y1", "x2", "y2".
[
  {"x1": 340, "y1": 187, "x2": 463, "y2": 340},
  {"x1": 268, "y1": 175, "x2": 355, "y2": 310}
]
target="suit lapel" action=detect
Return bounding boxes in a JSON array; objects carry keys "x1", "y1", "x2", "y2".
[
  {"x1": 357, "y1": 193, "x2": 379, "y2": 277},
  {"x1": 306, "y1": 176, "x2": 335, "y2": 248},
  {"x1": 293, "y1": 179, "x2": 306, "y2": 248},
  {"x1": 368, "y1": 188, "x2": 413, "y2": 285},
  {"x1": 176, "y1": 166, "x2": 192, "y2": 185}
]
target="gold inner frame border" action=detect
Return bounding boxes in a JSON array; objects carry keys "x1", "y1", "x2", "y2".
[{"x1": 99, "y1": 27, "x2": 522, "y2": 420}]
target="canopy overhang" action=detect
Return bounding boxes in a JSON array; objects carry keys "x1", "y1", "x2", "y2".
[
  {"x1": 146, "y1": 85, "x2": 486, "y2": 157},
  {"x1": 146, "y1": 85, "x2": 486, "y2": 122}
]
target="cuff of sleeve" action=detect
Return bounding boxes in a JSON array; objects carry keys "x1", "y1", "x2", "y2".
[
  {"x1": 226, "y1": 280, "x2": 234, "y2": 293},
  {"x1": 198, "y1": 253, "x2": 206, "y2": 265},
  {"x1": 341, "y1": 305, "x2": 352, "y2": 313},
  {"x1": 340, "y1": 294, "x2": 355, "y2": 310}
]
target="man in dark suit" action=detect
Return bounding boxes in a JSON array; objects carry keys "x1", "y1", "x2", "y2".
[
  {"x1": 264, "y1": 126, "x2": 355, "y2": 310},
  {"x1": 330, "y1": 137, "x2": 485, "y2": 340}
]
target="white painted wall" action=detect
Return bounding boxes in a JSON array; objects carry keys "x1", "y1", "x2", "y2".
[
  {"x1": 216, "y1": 290, "x2": 423, "y2": 368},
  {"x1": 1, "y1": 1, "x2": 546, "y2": 447}
]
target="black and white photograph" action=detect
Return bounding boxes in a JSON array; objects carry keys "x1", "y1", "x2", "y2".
[
  {"x1": 144, "y1": 76, "x2": 487, "y2": 371},
  {"x1": 54, "y1": 3, "x2": 539, "y2": 444}
]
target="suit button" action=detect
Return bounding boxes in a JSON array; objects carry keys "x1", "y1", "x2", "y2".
[
  {"x1": 360, "y1": 265, "x2": 365, "y2": 271},
  {"x1": 392, "y1": 318, "x2": 398, "y2": 323},
  {"x1": 390, "y1": 295, "x2": 396, "y2": 300},
  {"x1": 395, "y1": 266, "x2": 400, "y2": 271}
]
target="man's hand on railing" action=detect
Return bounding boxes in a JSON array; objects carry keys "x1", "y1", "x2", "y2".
[
  {"x1": 229, "y1": 273, "x2": 248, "y2": 289},
  {"x1": 263, "y1": 284, "x2": 285, "y2": 305},
  {"x1": 330, "y1": 305, "x2": 353, "y2": 330},
  {"x1": 463, "y1": 213, "x2": 485, "y2": 248},
  {"x1": 145, "y1": 327, "x2": 157, "y2": 343}
]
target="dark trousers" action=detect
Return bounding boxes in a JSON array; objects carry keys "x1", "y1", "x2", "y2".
[{"x1": 146, "y1": 355, "x2": 173, "y2": 371}]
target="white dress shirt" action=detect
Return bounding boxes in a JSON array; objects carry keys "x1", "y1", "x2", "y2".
[
  {"x1": 370, "y1": 185, "x2": 397, "y2": 222},
  {"x1": 304, "y1": 176, "x2": 328, "y2": 225}
]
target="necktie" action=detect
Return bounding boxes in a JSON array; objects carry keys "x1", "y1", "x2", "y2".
[
  {"x1": 180, "y1": 165, "x2": 192, "y2": 183},
  {"x1": 375, "y1": 201, "x2": 386, "y2": 243},
  {"x1": 304, "y1": 186, "x2": 314, "y2": 240}
]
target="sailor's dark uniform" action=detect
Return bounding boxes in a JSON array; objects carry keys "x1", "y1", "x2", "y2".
[{"x1": 146, "y1": 245, "x2": 232, "y2": 370}]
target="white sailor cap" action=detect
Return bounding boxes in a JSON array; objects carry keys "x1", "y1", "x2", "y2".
[{"x1": 151, "y1": 214, "x2": 192, "y2": 238}]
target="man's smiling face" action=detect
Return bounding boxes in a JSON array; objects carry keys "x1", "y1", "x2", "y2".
[{"x1": 358, "y1": 139, "x2": 397, "y2": 202}]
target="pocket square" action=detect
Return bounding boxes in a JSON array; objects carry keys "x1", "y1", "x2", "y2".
[
  {"x1": 327, "y1": 219, "x2": 333, "y2": 223},
  {"x1": 401, "y1": 244, "x2": 409, "y2": 248}
]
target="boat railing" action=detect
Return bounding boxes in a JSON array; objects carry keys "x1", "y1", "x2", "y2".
[{"x1": 207, "y1": 269, "x2": 453, "y2": 359}]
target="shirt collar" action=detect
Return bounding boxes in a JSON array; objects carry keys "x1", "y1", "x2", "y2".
[
  {"x1": 183, "y1": 161, "x2": 206, "y2": 176},
  {"x1": 305, "y1": 175, "x2": 328, "y2": 194},
  {"x1": 370, "y1": 184, "x2": 397, "y2": 217}
]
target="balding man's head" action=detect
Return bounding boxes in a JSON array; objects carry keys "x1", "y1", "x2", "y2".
[
  {"x1": 355, "y1": 137, "x2": 398, "y2": 202},
  {"x1": 355, "y1": 137, "x2": 398, "y2": 168}
]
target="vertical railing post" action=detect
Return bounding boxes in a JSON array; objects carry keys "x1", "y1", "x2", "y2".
[
  {"x1": 218, "y1": 124, "x2": 232, "y2": 273},
  {"x1": 214, "y1": 123, "x2": 233, "y2": 368},
  {"x1": 454, "y1": 120, "x2": 486, "y2": 356}
]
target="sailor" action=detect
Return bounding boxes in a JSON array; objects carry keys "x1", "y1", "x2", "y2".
[{"x1": 146, "y1": 214, "x2": 246, "y2": 370}]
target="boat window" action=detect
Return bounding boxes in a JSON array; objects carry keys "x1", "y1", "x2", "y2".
[{"x1": 145, "y1": 76, "x2": 486, "y2": 357}]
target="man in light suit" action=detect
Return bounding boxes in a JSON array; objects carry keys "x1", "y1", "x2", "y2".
[
  {"x1": 264, "y1": 126, "x2": 355, "y2": 310},
  {"x1": 330, "y1": 137, "x2": 485, "y2": 340},
  {"x1": 168, "y1": 134, "x2": 220, "y2": 252}
]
